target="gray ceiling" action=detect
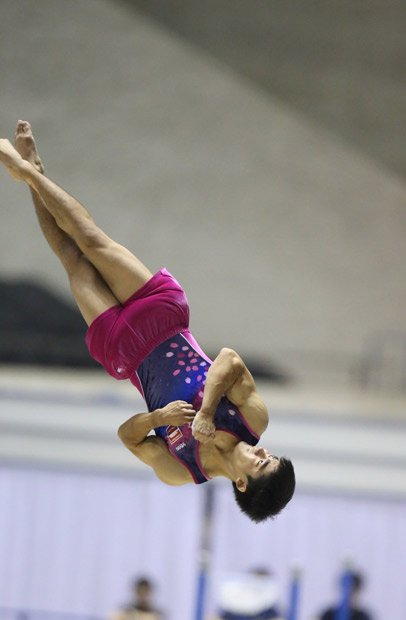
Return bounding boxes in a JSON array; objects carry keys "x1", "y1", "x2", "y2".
[{"x1": 126, "y1": 0, "x2": 406, "y2": 178}]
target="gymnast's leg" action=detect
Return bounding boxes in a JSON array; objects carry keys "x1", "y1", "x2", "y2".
[
  {"x1": 12, "y1": 121, "x2": 119, "y2": 326},
  {"x1": 1, "y1": 122, "x2": 153, "y2": 305}
]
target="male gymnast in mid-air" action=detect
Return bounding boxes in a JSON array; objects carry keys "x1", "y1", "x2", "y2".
[{"x1": 0, "y1": 122, "x2": 295, "y2": 522}]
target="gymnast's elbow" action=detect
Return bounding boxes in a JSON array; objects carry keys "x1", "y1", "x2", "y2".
[
  {"x1": 117, "y1": 425, "x2": 141, "y2": 452},
  {"x1": 219, "y1": 347, "x2": 244, "y2": 374},
  {"x1": 117, "y1": 421, "x2": 131, "y2": 444}
]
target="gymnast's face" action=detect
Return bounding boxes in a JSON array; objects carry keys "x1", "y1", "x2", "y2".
[{"x1": 234, "y1": 442, "x2": 280, "y2": 489}]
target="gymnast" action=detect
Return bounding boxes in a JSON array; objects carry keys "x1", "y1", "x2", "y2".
[{"x1": 0, "y1": 122, "x2": 295, "y2": 522}]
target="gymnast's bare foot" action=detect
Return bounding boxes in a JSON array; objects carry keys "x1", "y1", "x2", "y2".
[
  {"x1": 15, "y1": 120, "x2": 44, "y2": 173},
  {"x1": 0, "y1": 138, "x2": 31, "y2": 181}
]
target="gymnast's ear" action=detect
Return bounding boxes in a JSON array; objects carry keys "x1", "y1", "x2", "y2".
[{"x1": 235, "y1": 477, "x2": 247, "y2": 493}]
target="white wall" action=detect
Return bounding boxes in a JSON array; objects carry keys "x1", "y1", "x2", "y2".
[
  {"x1": 0, "y1": 466, "x2": 405, "y2": 620},
  {"x1": 1, "y1": 368, "x2": 405, "y2": 619}
]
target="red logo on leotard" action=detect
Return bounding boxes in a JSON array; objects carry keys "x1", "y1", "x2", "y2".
[{"x1": 167, "y1": 425, "x2": 183, "y2": 444}]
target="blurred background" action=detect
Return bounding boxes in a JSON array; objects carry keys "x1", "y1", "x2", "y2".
[{"x1": 0, "y1": 0, "x2": 405, "y2": 619}]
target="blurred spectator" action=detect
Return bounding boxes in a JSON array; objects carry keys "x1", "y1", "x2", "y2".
[
  {"x1": 213, "y1": 567, "x2": 284, "y2": 619},
  {"x1": 318, "y1": 571, "x2": 372, "y2": 620},
  {"x1": 110, "y1": 576, "x2": 164, "y2": 620}
]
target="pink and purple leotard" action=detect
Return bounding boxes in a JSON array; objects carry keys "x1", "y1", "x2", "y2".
[{"x1": 85, "y1": 269, "x2": 259, "y2": 483}]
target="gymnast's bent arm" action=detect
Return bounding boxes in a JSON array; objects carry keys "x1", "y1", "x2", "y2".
[
  {"x1": 118, "y1": 400, "x2": 196, "y2": 446},
  {"x1": 192, "y1": 348, "x2": 269, "y2": 443},
  {"x1": 117, "y1": 401, "x2": 196, "y2": 485}
]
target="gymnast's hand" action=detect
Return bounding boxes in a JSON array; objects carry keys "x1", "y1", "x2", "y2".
[
  {"x1": 156, "y1": 400, "x2": 196, "y2": 426},
  {"x1": 192, "y1": 411, "x2": 216, "y2": 444}
]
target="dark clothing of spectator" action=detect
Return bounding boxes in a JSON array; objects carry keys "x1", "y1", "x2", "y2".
[{"x1": 320, "y1": 606, "x2": 371, "y2": 620}]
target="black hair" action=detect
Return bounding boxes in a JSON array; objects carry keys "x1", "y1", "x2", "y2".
[
  {"x1": 351, "y1": 572, "x2": 363, "y2": 593},
  {"x1": 232, "y1": 457, "x2": 295, "y2": 523},
  {"x1": 134, "y1": 577, "x2": 153, "y2": 590},
  {"x1": 341, "y1": 571, "x2": 363, "y2": 594}
]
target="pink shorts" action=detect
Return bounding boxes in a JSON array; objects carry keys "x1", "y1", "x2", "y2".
[{"x1": 85, "y1": 268, "x2": 190, "y2": 379}]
